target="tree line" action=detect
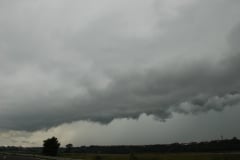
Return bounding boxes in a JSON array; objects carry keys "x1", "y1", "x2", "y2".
[
  {"x1": 67, "y1": 137, "x2": 240, "y2": 154},
  {"x1": 0, "y1": 137, "x2": 240, "y2": 156}
]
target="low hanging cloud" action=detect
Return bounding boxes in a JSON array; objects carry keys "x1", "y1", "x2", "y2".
[
  {"x1": 0, "y1": 0, "x2": 240, "y2": 131},
  {"x1": 176, "y1": 93, "x2": 240, "y2": 114}
]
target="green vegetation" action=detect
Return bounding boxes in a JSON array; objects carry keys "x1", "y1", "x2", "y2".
[
  {"x1": 61, "y1": 153, "x2": 240, "y2": 160},
  {"x1": 65, "y1": 144, "x2": 73, "y2": 153},
  {"x1": 42, "y1": 137, "x2": 60, "y2": 156}
]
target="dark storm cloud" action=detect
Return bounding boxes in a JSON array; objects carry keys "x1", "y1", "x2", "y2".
[{"x1": 0, "y1": 0, "x2": 240, "y2": 131}]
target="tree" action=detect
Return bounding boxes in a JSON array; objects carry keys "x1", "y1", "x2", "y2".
[
  {"x1": 65, "y1": 143, "x2": 73, "y2": 153},
  {"x1": 42, "y1": 137, "x2": 60, "y2": 156}
]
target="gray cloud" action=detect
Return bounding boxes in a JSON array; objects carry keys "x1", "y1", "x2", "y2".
[{"x1": 0, "y1": 0, "x2": 240, "y2": 131}]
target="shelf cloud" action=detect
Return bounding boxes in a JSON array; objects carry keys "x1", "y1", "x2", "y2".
[{"x1": 0, "y1": 0, "x2": 240, "y2": 131}]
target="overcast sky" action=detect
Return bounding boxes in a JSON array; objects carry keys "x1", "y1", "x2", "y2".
[{"x1": 0, "y1": 0, "x2": 240, "y2": 147}]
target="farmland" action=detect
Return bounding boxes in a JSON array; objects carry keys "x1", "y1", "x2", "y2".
[{"x1": 61, "y1": 152, "x2": 240, "y2": 160}]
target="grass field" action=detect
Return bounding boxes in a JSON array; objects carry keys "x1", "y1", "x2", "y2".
[{"x1": 60, "y1": 152, "x2": 240, "y2": 160}]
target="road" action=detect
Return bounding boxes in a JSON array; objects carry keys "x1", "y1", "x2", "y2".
[{"x1": 0, "y1": 155, "x2": 41, "y2": 160}]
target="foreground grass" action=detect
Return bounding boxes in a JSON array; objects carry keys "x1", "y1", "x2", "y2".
[{"x1": 60, "y1": 152, "x2": 240, "y2": 160}]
